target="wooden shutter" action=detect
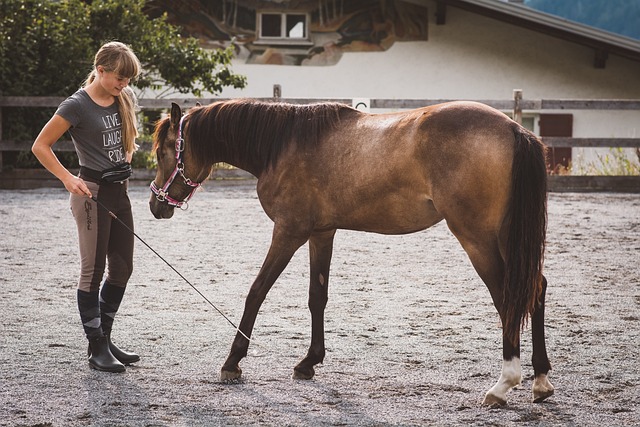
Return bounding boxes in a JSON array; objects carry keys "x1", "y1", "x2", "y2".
[{"x1": 539, "y1": 114, "x2": 573, "y2": 173}]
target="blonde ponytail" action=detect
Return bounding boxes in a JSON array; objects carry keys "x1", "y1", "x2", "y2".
[
  {"x1": 85, "y1": 41, "x2": 142, "y2": 154},
  {"x1": 119, "y1": 86, "x2": 139, "y2": 153},
  {"x1": 83, "y1": 69, "x2": 97, "y2": 87}
]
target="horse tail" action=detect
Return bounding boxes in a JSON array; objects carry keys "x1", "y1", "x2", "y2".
[{"x1": 503, "y1": 124, "x2": 548, "y2": 345}]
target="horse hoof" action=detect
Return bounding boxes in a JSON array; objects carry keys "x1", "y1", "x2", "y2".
[
  {"x1": 292, "y1": 366, "x2": 315, "y2": 380},
  {"x1": 532, "y1": 374, "x2": 555, "y2": 403},
  {"x1": 482, "y1": 392, "x2": 507, "y2": 408},
  {"x1": 220, "y1": 367, "x2": 242, "y2": 383},
  {"x1": 533, "y1": 389, "x2": 554, "y2": 403}
]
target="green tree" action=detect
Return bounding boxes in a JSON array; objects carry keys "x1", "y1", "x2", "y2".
[
  {"x1": 0, "y1": 0, "x2": 247, "y2": 97},
  {"x1": 0, "y1": 0, "x2": 247, "y2": 167}
]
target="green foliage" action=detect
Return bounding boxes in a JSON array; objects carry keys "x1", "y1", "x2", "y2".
[
  {"x1": 525, "y1": 0, "x2": 640, "y2": 40},
  {"x1": 0, "y1": 0, "x2": 247, "y2": 98},
  {"x1": 84, "y1": 0, "x2": 247, "y2": 96},
  {"x1": 0, "y1": 0, "x2": 94, "y2": 96},
  {"x1": 0, "y1": 0, "x2": 95, "y2": 147},
  {"x1": 0, "y1": 0, "x2": 247, "y2": 168},
  {"x1": 575, "y1": 148, "x2": 640, "y2": 176},
  {"x1": 131, "y1": 149, "x2": 157, "y2": 170}
]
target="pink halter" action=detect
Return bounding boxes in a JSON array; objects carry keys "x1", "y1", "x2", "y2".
[{"x1": 150, "y1": 115, "x2": 202, "y2": 209}]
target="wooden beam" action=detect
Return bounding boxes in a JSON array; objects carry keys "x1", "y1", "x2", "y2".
[
  {"x1": 0, "y1": 96, "x2": 64, "y2": 107},
  {"x1": 0, "y1": 140, "x2": 154, "y2": 152},
  {"x1": 1, "y1": 96, "x2": 639, "y2": 111},
  {"x1": 436, "y1": 2, "x2": 447, "y2": 25},
  {"x1": 548, "y1": 176, "x2": 640, "y2": 193},
  {"x1": 540, "y1": 99, "x2": 640, "y2": 110},
  {"x1": 594, "y1": 48, "x2": 609, "y2": 69},
  {"x1": 5, "y1": 137, "x2": 638, "y2": 152},
  {"x1": 542, "y1": 137, "x2": 640, "y2": 148},
  {"x1": 370, "y1": 98, "x2": 516, "y2": 109},
  {"x1": 513, "y1": 89, "x2": 523, "y2": 124}
]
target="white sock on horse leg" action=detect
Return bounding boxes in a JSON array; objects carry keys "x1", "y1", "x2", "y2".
[{"x1": 483, "y1": 357, "x2": 522, "y2": 406}]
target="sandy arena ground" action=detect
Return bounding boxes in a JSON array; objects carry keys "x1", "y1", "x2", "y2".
[{"x1": 1, "y1": 183, "x2": 638, "y2": 426}]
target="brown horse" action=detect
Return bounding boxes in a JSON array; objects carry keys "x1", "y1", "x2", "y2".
[{"x1": 149, "y1": 99, "x2": 554, "y2": 406}]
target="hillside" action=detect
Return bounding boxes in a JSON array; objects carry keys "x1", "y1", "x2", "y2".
[{"x1": 525, "y1": 0, "x2": 640, "y2": 40}]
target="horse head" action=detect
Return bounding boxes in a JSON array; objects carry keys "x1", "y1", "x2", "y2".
[{"x1": 149, "y1": 102, "x2": 208, "y2": 219}]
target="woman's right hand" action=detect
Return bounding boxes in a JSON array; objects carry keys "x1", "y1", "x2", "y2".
[{"x1": 62, "y1": 175, "x2": 92, "y2": 198}]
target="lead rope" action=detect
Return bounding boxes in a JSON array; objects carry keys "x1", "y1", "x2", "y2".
[{"x1": 90, "y1": 195, "x2": 255, "y2": 345}]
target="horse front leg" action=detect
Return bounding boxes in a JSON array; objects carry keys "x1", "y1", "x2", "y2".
[
  {"x1": 293, "y1": 230, "x2": 336, "y2": 380},
  {"x1": 531, "y1": 275, "x2": 554, "y2": 402},
  {"x1": 220, "y1": 227, "x2": 308, "y2": 382}
]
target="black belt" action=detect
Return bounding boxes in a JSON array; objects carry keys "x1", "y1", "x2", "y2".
[
  {"x1": 79, "y1": 163, "x2": 132, "y2": 184},
  {"x1": 79, "y1": 166, "x2": 103, "y2": 183}
]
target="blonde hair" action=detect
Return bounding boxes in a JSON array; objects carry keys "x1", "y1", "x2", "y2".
[{"x1": 84, "y1": 41, "x2": 142, "y2": 154}]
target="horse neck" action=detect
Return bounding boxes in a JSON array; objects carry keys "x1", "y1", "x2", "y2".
[
  {"x1": 215, "y1": 143, "x2": 264, "y2": 178},
  {"x1": 213, "y1": 141, "x2": 266, "y2": 179},
  {"x1": 186, "y1": 120, "x2": 265, "y2": 179},
  {"x1": 192, "y1": 101, "x2": 292, "y2": 179}
]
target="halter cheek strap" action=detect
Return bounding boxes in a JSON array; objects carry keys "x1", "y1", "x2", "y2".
[{"x1": 150, "y1": 115, "x2": 202, "y2": 209}]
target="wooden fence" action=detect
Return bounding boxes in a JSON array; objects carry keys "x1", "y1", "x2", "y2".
[{"x1": 1, "y1": 93, "x2": 639, "y2": 191}]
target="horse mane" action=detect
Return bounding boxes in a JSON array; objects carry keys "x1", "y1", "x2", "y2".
[
  {"x1": 186, "y1": 99, "x2": 356, "y2": 170},
  {"x1": 152, "y1": 116, "x2": 170, "y2": 154}
]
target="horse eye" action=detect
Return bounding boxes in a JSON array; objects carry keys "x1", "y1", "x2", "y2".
[{"x1": 155, "y1": 145, "x2": 167, "y2": 161}]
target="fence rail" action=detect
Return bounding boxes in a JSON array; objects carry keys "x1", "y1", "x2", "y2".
[
  {"x1": 1, "y1": 94, "x2": 639, "y2": 192},
  {"x1": 2, "y1": 96, "x2": 640, "y2": 110}
]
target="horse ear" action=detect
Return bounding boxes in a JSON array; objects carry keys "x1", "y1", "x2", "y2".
[
  {"x1": 170, "y1": 103, "x2": 182, "y2": 128},
  {"x1": 196, "y1": 102, "x2": 202, "y2": 107}
]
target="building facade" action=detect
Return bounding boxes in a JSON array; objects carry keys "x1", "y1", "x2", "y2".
[{"x1": 152, "y1": 0, "x2": 640, "y2": 172}]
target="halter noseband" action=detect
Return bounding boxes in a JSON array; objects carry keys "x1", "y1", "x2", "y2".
[{"x1": 150, "y1": 114, "x2": 202, "y2": 209}]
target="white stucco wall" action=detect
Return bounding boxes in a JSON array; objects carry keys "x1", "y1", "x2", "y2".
[
  {"x1": 217, "y1": 3, "x2": 640, "y2": 100},
  {"x1": 211, "y1": 1, "x2": 640, "y2": 172}
]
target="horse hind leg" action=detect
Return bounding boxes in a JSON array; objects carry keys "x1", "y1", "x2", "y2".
[
  {"x1": 477, "y1": 275, "x2": 554, "y2": 404},
  {"x1": 483, "y1": 275, "x2": 554, "y2": 406},
  {"x1": 484, "y1": 336, "x2": 522, "y2": 407},
  {"x1": 531, "y1": 275, "x2": 554, "y2": 403},
  {"x1": 481, "y1": 264, "x2": 522, "y2": 407},
  {"x1": 479, "y1": 246, "x2": 554, "y2": 405},
  {"x1": 293, "y1": 230, "x2": 336, "y2": 380},
  {"x1": 446, "y1": 225, "x2": 522, "y2": 406},
  {"x1": 486, "y1": 285, "x2": 555, "y2": 405}
]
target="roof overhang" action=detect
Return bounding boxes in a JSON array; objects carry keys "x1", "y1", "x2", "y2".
[{"x1": 434, "y1": 0, "x2": 640, "y2": 68}]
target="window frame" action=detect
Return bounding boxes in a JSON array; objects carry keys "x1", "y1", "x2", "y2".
[{"x1": 256, "y1": 11, "x2": 312, "y2": 46}]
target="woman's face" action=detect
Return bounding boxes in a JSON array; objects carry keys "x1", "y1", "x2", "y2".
[{"x1": 97, "y1": 66, "x2": 131, "y2": 97}]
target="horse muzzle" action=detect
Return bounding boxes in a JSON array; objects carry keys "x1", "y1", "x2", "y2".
[{"x1": 149, "y1": 197, "x2": 175, "y2": 219}]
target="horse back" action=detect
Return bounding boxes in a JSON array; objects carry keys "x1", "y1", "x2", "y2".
[{"x1": 258, "y1": 101, "x2": 519, "y2": 235}]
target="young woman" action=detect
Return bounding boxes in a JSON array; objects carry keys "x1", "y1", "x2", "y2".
[{"x1": 32, "y1": 41, "x2": 142, "y2": 372}]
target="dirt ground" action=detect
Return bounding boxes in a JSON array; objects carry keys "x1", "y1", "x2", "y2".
[{"x1": 1, "y1": 182, "x2": 638, "y2": 426}]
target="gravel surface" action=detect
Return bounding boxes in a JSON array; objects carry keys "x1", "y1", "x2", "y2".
[{"x1": 1, "y1": 183, "x2": 638, "y2": 426}]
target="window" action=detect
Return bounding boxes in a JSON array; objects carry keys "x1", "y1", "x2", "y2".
[{"x1": 257, "y1": 12, "x2": 310, "y2": 44}]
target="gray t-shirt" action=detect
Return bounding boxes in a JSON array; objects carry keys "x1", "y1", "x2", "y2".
[{"x1": 55, "y1": 89, "x2": 127, "y2": 171}]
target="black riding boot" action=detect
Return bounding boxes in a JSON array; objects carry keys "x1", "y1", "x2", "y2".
[
  {"x1": 87, "y1": 336, "x2": 125, "y2": 372},
  {"x1": 106, "y1": 333, "x2": 140, "y2": 365},
  {"x1": 88, "y1": 333, "x2": 140, "y2": 365},
  {"x1": 98, "y1": 283, "x2": 139, "y2": 365}
]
